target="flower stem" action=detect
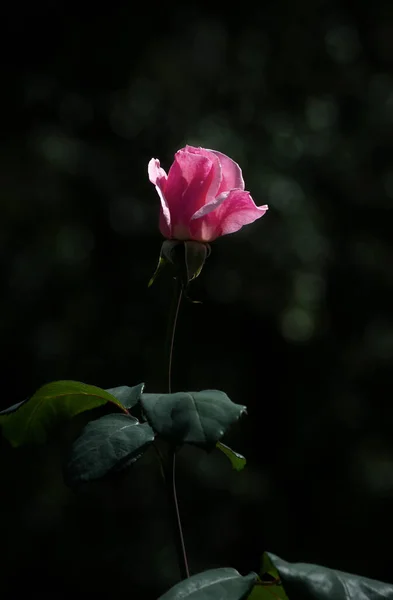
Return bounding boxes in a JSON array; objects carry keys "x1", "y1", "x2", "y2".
[
  {"x1": 165, "y1": 446, "x2": 190, "y2": 580},
  {"x1": 168, "y1": 278, "x2": 183, "y2": 396},
  {"x1": 165, "y1": 276, "x2": 190, "y2": 580}
]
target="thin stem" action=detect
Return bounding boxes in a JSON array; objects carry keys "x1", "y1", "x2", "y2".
[
  {"x1": 168, "y1": 280, "x2": 183, "y2": 394},
  {"x1": 166, "y1": 447, "x2": 190, "y2": 580},
  {"x1": 165, "y1": 276, "x2": 190, "y2": 580}
]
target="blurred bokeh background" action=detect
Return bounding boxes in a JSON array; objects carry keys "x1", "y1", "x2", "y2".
[{"x1": 1, "y1": 0, "x2": 393, "y2": 596}]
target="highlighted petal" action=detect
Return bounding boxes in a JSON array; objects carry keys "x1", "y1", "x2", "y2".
[
  {"x1": 210, "y1": 149, "x2": 245, "y2": 193},
  {"x1": 148, "y1": 158, "x2": 167, "y2": 187},
  {"x1": 190, "y1": 191, "x2": 230, "y2": 221},
  {"x1": 148, "y1": 158, "x2": 171, "y2": 237},
  {"x1": 216, "y1": 190, "x2": 268, "y2": 237},
  {"x1": 190, "y1": 190, "x2": 268, "y2": 241},
  {"x1": 157, "y1": 186, "x2": 171, "y2": 238}
]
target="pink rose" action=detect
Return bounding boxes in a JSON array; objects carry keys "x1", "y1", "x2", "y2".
[{"x1": 148, "y1": 146, "x2": 268, "y2": 242}]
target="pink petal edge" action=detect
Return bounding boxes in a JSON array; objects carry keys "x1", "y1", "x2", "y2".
[
  {"x1": 148, "y1": 158, "x2": 167, "y2": 186},
  {"x1": 209, "y1": 149, "x2": 245, "y2": 192},
  {"x1": 218, "y1": 191, "x2": 268, "y2": 236},
  {"x1": 190, "y1": 191, "x2": 230, "y2": 221},
  {"x1": 148, "y1": 158, "x2": 171, "y2": 237},
  {"x1": 193, "y1": 189, "x2": 268, "y2": 241}
]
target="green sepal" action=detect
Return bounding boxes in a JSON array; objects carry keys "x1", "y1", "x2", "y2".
[{"x1": 148, "y1": 240, "x2": 210, "y2": 289}]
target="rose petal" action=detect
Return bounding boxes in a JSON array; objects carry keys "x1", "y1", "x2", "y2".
[
  {"x1": 190, "y1": 189, "x2": 268, "y2": 241},
  {"x1": 148, "y1": 158, "x2": 167, "y2": 187},
  {"x1": 165, "y1": 148, "x2": 221, "y2": 228},
  {"x1": 184, "y1": 145, "x2": 223, "y2": 200},
  {"x1": 157, "y1": 190, "x2": 172, "y2": 238},
  {"x1": 216, "y1": 190, "x2": 268, "y2": 236},
  {"x1": 148, "y1": 158, "x2": 171, "y2": 237},
  {"x1": 190, "y1": 191, "x2": 230, "y2": 221},
  {"x1": 209, "y1": 149, "x2": 245, "y2": 193},
  {"x1": 149, "y1": 148, "x2": 266, "y2": 243}
]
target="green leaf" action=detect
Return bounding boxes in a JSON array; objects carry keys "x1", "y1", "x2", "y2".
[
  {"x1": 149, "y1": 240, "x2": 210, "y2": 289},
  {"x1": 158, "y1": 568, "x2": 257, "y2": 600},
  {"x1": 267, "y1": 552, "x2": 393, "y2": 600},
  {"x1": 148, "y1": 255, "x2": 167, "y2": 287},
  {"x1": 105, "y1": 383, "x2": 145, "y2": 409},
  {"x1": 141, "y1": 390, "x2": 246, "y2": 449},
  {"x1": 0, "y1": 381, "x2": 127, "y2": 447},
  {"x1": 148, "y1": 240, "x2": 181, "y2": 287},
  {"x1": 247, "y1": 553, "x2": 289, "y2": 599},
  {"x1": 65, "y1": 413, "x2": 155, "y2": 487},
  {"x1": 184, "y1": 240, "x2": 210, "y2": 283},
  {"x1": 216, "y1": 442, "x2": 247, "y2": 471}
]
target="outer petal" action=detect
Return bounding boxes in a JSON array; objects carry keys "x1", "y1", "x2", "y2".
[
  {"x1": 148, "y1": 157, "x2": 167, "y2": 187},
  {"x1": 190, "y1": 189, "x2": 268, "y2": 241},
  {"x1": 165, "y1": 148, "x2": 221, "y2": 230},
  {"x1": 148, "y1": 158, "x2": 171, "y2": 238},
  {"x1": 215, "y1": 190, "x2": 268, "y2": 237},
  {"x1": 209, "y1": 149, "x2": 245, "y2": 193}
]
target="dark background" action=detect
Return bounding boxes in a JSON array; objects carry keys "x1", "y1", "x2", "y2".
[{"x1": 1, "y1": 0, "x2": 393, "y2": 597}]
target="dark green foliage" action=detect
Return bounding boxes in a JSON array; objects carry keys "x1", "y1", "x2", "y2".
[
  {"x1": 158, "y1": 568, "x2": 257, "y2": 599},
  {"x1": 141, "y1": 390, "x2": 246, "y2": 448},
  {"x1": 65, "y1": 413, "x2": 155, "y2": 487},
  {"x1": 105, "y1": 383, "x2": 145, "y2": 409},
  {"x1": 267, "y1": 553, "x2": 393, "y2": 600}
]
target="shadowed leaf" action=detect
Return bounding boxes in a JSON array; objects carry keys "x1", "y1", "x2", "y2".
[
  {"x1": 65, "y1": 413, "x2": 155, "y2": 487},
  {"x1": 158, "y1": 568, "x2": 257, "y2": 599},
  {"x1": 141, "y1": 390, "x2": 246, "y2": 449},
  {"x1": 106, "y1": 383, "x2": 145, "y2": 409},
  {"x1": 267, "y1": 552, "x2": 393, "y2": 600}
]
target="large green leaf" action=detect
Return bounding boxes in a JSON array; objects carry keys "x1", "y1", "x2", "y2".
[
  {"x1": 216, "y1": 442, "x2": 247, "y2": 471},
  {"x1": 105, "y1": 383, "x2": 145, "y2": 409},
  {"x1": 247, "y1": 553, "x2": 289, "y2": 599},
  {"x1": 158, "y1": 568, "x2": 257, "y2": 600},
  {"x1": 268, "y1": 552, "x2": 393, "y2": 599},
  {"x1": 65, "y1": 413, "x2": 155, "y2": 487},
  {"x1": 0, "y1": 381, "x2": 127, "y2": 447},
  {"x1": 140, "y1": 390, "x2": 246, "y2": 449}
]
